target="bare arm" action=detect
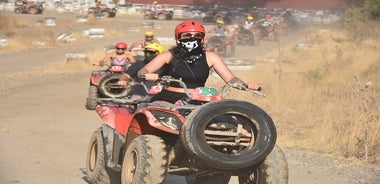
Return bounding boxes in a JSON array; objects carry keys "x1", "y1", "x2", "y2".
[
  {"x1": 126, "y1": 54, "x2": 136, "y2": 63},
  {"x1": 128, "y1": 40, "x2": 144, "y2": 52},
  {"x1": 99, "y1": 53, "x2": 113, "y2": 65},
  {"x1": 206, "y1": 51, "x2": 235, "y2": 82}
]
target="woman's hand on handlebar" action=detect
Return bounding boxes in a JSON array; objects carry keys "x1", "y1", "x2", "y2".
[
  {"x1": 143, "y1": 73, "x2": 159, "y2": 81},
  {"x1": 247, "y1": 82, "x2": 262, "y2": 91}
]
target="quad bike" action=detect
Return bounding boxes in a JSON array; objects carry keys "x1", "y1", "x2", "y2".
[
  {"x1": 205, "y1": 33, "x2": 235, "y2": 57},
  {"x1": 88, "y1": 4, "x2": 117, "y2": 18},
  {"x1": 143, "y1": 9, "x2": 173, "y2": 20},
  {"x1": 85, "y1": 64, "x2": 128, "y2": 110},
  {"x1": 14, "y1": 1, "x2": 43, "y2": 14},
  {"x1": 256, "y1": 22, "x2": 279, "y2": 41},
  {"x1": 85, "y1": 76, "x2": 288, "y2": 184},
  {"x1": 202, "y1": 11, "x2": 233, "y2": 25},
  {"x1": 235, "y1": 25, "x2": 260, "y2": 46}
]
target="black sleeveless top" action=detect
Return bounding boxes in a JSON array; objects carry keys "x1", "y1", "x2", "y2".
[
  {"x1": 150, "y1": 48, "x2": 210, "y2": 103},
  {"x1": 162, "y1": 51, "x2": 209, "y2": 88}
]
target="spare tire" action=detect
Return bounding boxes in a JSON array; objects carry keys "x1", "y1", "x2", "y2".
[
  {"x1": 98, "y1": 73, "x2": 128, "y2": 98},
  {"x1": 180, "y1": 99, "x2": 277, "y2": 170}
]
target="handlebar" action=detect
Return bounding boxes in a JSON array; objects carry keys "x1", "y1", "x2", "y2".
[
  {"x1": 140, "y1": 75, "x2": 192, "y2": 98},
  {"x1": 93, "y1": 63, "x2": 108, "y2": 67},
  {"x1": 145, "y1": 75, "x2": 266, "y2": 97},
  {"x1": 221, "y1": 80, "x2": 266, "y2": 97}
]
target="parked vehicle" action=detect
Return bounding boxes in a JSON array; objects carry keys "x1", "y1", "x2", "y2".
[
  {"x1": 85, "y1": 64, "x2": 128, "y2": 110},
  {"x1": 205, "y1": 33, "x2": 235, "y2": 57},
  {"x1": 143, "y1": 9, "x2": 174, "y2": 20},
  {"x1": 85, "y1": 76, "x2": 288, "y2": 184},
  {"x1": 87, "y1": 4, "x2": 117, "y2": 18},
  {"x1": 14, "y1": 1, "x2": 43, "y2": 14}
]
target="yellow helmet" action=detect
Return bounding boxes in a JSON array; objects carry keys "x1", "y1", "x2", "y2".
[
  {"x1": 247, "y1": 16, "x2": 254, "y2": 21},
  {"x1": 145, "y1": 43, "x2": 165, "y2": 54},
  {"x1": 145, "y1": 31, "x2": 154, "y2": 36},
  {"x1": 216, "y1": 20, "x2": 224, "y2": 25}
]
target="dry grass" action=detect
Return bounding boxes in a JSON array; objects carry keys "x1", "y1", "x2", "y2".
[
  {"x1": 229, "y1": 26, "x2": 380, "y2": 164},
  {"x1": 0, "y1": 15, "x2": 58, "y2": 53}
]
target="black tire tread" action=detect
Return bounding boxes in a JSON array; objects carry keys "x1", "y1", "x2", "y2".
[
  {"x1": 239, "y1": 145, "x2": 289, "y2": 184},
  {"x1": 86, "y1": 128, "x2": 111, "y2": 184},
  {"x1": 86, "y1": 85, "x2": 98, "y2": 110},
  {"x1": 122, "y1": 135, "x2": 168, "y2": 184}
]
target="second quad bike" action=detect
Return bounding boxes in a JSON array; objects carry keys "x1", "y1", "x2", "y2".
[
  {"x1": 85, "y1": 64, "x2": 128, "y2": 110},
  {"x1": 202, "y1": 11, "x2": 233, "y2": 25},
  {"x1": 85, "y1": 76, "x2": 288, "y2": 184},
  {"x1": 205, "y1": 33, "x2": 235, "y2": 57},
  {"x1": 143, "y1": 9, "x2": 174, "y2": 20},
  {"x1": 14, "y1": 1, "x2": 43, "y2": 14},
  {"x1": 87, "y1": 4, "x2": 117, "y2": 18}
]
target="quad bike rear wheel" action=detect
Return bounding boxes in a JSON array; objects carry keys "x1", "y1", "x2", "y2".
[
  {"x1": 181, "y1": 99, "x2": 277, "y2": 170},
  {"x1": 101, "y1": 11, "x2": 110, "y2": 18},
  {"x1": 27, "y1": 7, "x2": 38, "y2": 14},
  {"x1": 98, "y1": 73, "x2": 128, "y2": 98},
  {"x1": 157, "y1": 13, "x2": 167, "y2": 20},
  {"x1": 238, "y1": 145, "x2": 289, "y2": 184},
  {"x1": 86, "y1": 128, "x2": 121, "y2": 184},
  {"x1": 86, "y1": 85, "x2": 98, "y2": 110},
  {"x1": 121, "y1": 135, "x2": 168, "y2": 184}
]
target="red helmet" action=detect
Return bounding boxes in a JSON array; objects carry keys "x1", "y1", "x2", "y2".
[
  {"x1": 175, "y1": 20, "x2": 205, "y2": 40},
  {"x1": 115, "y1": 42, "x2": 127, "y2": 49}
]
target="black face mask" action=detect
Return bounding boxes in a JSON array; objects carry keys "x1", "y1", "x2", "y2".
[{"x1": 178, "y1": 38, "x2": 205, "y2": 65}]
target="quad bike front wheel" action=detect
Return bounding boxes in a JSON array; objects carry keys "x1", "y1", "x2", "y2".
[
  {"x1": 86, "y1": 85, "x2": 98, "y2": 110},
  {"x1": 143, "y1": 14, "x2": 151, "y2": 19},
  {"x1": 86, "y1": 128, "x2": 121, "y2": 184},
  {"x1": 238, "y1": 145, "x2": 289, "y2": 184},
  {"x1": 98, "y1": 73, "x2": 128, "y2": 98},
  {"x1": 14, "y1": 8, "x2": 22, "y2": 14},
  {"x1": 181, "y1": 99, "x2": 277, "y2": 170},
  {"x1": 121, "y1": 135, "x2": 168, "y2": 184}
]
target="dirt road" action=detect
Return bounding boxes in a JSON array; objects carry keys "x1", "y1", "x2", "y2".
[{"x1": 1, "y1": 11, "x2": 379, "y2": 184}]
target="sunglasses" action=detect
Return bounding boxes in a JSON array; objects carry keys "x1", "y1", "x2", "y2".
[
  {"x1": 116, "y1": 47, "x2": 126, "y2": 50},
  {"x1": 144, "y1": 50, "x2": 157, "y2": 54},
  {"x1": 180, "y1": 32, "x2": 204, "y2": 40}
]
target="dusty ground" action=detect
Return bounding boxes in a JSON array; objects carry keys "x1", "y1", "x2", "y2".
[{"x1": 1, "y1": 11, "x2": 380, "y2": 184}]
